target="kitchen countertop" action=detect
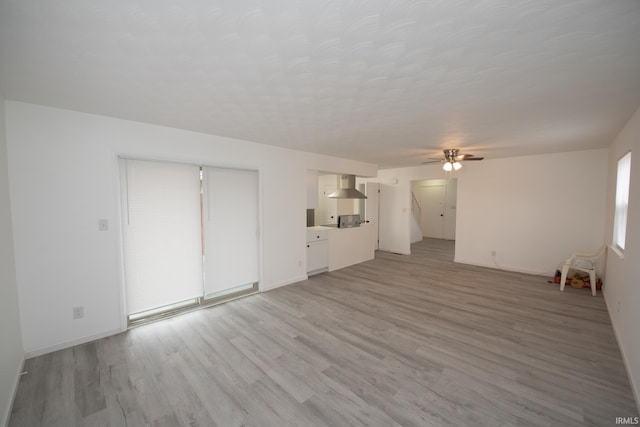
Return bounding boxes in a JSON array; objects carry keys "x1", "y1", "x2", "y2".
[
  {"x1": 307, "y1": 224, "x2": 370, "y2": 230},
  {"x1": 307, "y1": 225, "x2": 334, "y2": 231}
]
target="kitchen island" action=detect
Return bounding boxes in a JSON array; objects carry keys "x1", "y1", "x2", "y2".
[{"x1": 306, "y1": 224, "x2": 375, "y2": 274}]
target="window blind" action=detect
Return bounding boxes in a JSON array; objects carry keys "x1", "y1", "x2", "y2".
[
  {"x1": 202, "y1": 167, "x2": 259, "y2": 296},
  {"x1": 121, "y1": 159, "x2": 204, "y2": 315}
]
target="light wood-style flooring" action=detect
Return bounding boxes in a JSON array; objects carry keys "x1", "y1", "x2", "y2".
[{"x1": 10, "y1": 239, "x2": 639, "y2": 426}]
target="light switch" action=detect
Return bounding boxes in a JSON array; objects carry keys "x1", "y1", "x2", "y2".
[{"x1": 98, "y1": 219, "x2": 109, "y2": 231}]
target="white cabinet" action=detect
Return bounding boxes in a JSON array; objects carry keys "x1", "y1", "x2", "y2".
[
  {"x1": 306, "y1": 228, "x2": 329, "y2": 274},
  {"x1": 306, "y1": 229, "x2": 329, "y2": 242},
  {"x1": 307, "y1": 240, "x2": 328, "y2": 273}
]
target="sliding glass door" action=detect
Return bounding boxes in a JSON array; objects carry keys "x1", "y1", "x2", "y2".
[
  {"x1": 121, "y1": 159, "x2": 204, "y2": 316},
  {"x1": 120, "y1": 158, "x2": 260, "y2": 323},
  {"x1": 202, "y1": 167, "x2": 259, "y2": 298}
]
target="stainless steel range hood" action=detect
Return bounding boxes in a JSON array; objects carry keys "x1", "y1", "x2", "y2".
[{"x1": 327, "y1": 175, "x2": 367, "y2": 199}]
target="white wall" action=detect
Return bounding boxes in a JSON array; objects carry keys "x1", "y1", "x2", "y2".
[
  {"x1": 0, "y1": 96, "x2": 24, "y2": 426},
  {"x1": 5, "y1": 101, "x2": 376, "y2": 356},
  {"x1": 603, "y1": 106, "x2": 640, "y2": 409},
  {"x1": 456, "y1": 149, "x2": 607, "y2": 274},
  {"x1": 378, "y1": 149, "x2": 608, "y2": 275},
  {"x1": 315, "y1": 174, "x2": 338, "y2": 225}
]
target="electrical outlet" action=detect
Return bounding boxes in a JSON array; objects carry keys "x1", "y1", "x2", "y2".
[{"x1": 72, "y1": 306, "x2": 84, "y2": 319}]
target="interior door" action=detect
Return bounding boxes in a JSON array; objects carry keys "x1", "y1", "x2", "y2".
[
  {"x1": 420, "y1": 185, "x2": 446, "y2": 239},
  {"x1": 365, "y1": 182, "x2": 379, "y2": 250},
  {"x1": 377, "y1": 183, "x2": 408, "y2": 253},
  {"x1": 323, "y1": 184, "x2": 337, "y2": 224}
]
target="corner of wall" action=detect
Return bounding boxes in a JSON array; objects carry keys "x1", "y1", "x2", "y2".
[
  {"x1": 602, "y1": 105, "x2": 640, "y2": 414},
  {"x1": 0, "y1": 93, "x2": 26, "y2": 427}
]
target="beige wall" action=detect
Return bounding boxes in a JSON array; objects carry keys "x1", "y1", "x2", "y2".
[{"x1": 603, "y1": 106, "x2": 640, "y2": 409}]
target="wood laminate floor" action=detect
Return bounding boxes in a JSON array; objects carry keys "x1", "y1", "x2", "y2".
[{"x1": 10, "y1": 239, "x2": 639, "y2": 426}]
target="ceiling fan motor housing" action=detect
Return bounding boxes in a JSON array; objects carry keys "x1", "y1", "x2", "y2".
[
  {"x1": 444, "y1": 149, "x2": 460, "y2": 161},
  {"x1": 442, "y1": 148, "x2": 460, "y2": 162}
]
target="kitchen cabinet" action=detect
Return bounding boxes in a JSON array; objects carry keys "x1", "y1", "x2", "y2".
[
  {"x1": 307, "y1": 241, "x2": 328, "y2": 273},
  {"x1": 306, "y1": 228, "x2": 328, "y2": 274},
  {"x1": 306, "y1": 225, "x2": 375, "y2": 275}
]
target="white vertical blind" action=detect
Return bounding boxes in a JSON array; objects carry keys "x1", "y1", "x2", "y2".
[
  {"x1": 203, "y1": 167, "x2": 259, "y2": 296},
  {"x1": 613, "y1": 152, "x2": 631, "y2": 250},
  {"x1": 121, "y1": 159, "x2": 204, "y2": 314}
]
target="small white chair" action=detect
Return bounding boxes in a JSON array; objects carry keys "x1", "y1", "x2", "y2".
[{"x1": 560, "y1": 245, "x2": 606, "y2": 296}]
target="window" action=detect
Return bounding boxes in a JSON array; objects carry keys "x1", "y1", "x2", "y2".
[{"x1": 613, "y1": 152, "x2": 631, "y2": 251}]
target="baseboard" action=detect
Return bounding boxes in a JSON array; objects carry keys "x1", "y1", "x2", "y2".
[
  {"x1": 25, "y1": 328, "x2": 123, "y2": 359},
  {"x1": 378, "y1": 247, "x2": 411, "y2": 255},
  {"x1": 262, "y1": 275, "x2": 308, "y2": 292},
  {"x1": 453, "y1": 257, "x2": 554, "y2": 277},
  {"x1": 2, "y1": 355, "x2": 24, "y2": 427},
  {"x1": 603, "y1": 291, "x2": 640, "y2": 413}
]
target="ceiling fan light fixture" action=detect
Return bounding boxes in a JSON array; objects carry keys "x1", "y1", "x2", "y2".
[
  {"x1": 453, "y1": 161, "x2": 462, "y2": 170},
  {"x1": 443, "y1": 162, "x2": 453, "y2": 171}
]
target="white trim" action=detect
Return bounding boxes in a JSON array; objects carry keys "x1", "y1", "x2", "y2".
[
  {"x1": 24, "y1": 328, "x2": 123, "y2": 359},
  {"x1": 453, "y1": 257, "x2": 556, "y2": 277},
  {"x1": 111, "y1": 151, "x2": 129, "y2": 333},
  {"x1": 609, "y1": 244, "x2": 625, "y2": 260},
  {"x1": 2, "y1": 356, "x2": 24, "y2": 427},
  {"x1": 379, "y1": 248, "x2": 411, "y2": 256},
  {"x1": 263, "y1": 275, "x2": 309, "y2": 292},
  {"x1": 603, "y1": 292, "x2": 640, "y2": 413}
]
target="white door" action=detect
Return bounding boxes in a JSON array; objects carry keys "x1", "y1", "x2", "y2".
[
  {"x1": 420, "y1": 185, "x2": 446, "y2": 239},
  {"x1": 323, "y1": 184, "x2": 337, "y2": 224},
  {"x1": 365, "y1": 182, "x2": 379, "y2": 250},
  {"x1": 378, "y1": 183, "x2": 408, "y2": 253}
]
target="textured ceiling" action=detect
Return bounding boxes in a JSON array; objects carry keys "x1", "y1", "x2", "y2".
[{"x1": 1, "y1": 0, "x2": 639, "y2": 168}]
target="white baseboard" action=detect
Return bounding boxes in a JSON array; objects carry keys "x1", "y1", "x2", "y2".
[
  {"x1": 25, "y1": 328, "x2": 123, "y2": 359},
  {"x1": 2, "y1": 355, "x2": 24, "y2": 427},
  {"x1": 262, "y1": 275, "x2": 308, "y2": 292},
  {"x1": 378, "y1": 248, "x2": 411, "y2": 255},
  {"x1": 454, "y1": 257, "x2": 554, "y2": 277},
  {"x1": 603, "y1": 292, "x2": 640, "y2": 414}
]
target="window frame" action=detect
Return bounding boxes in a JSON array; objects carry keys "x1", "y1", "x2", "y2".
[{"x1": 612, "y1": 151, "x2": 631, "y2": 254}]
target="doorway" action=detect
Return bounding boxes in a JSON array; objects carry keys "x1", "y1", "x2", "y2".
[{"x1": 411, "y1": 178, "x2": 457, "y2": 240}]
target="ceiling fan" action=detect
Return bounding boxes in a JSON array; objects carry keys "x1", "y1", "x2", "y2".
[{"x1": 422, "y1": 149, "x2": 484, "y2": 171}]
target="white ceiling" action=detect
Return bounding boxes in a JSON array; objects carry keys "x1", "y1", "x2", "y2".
[{"x1": 1, "y1": 0, "x2": 639, "y2": 168}]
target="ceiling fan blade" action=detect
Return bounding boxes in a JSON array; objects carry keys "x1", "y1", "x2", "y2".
[
  {"x1": 422, "y1": 149, "x2": 484, "y2": 165},
  {"x1": 456, "y1": 154, "x2": 481, "y2": 160}
]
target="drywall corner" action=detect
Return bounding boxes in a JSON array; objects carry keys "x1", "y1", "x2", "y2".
[{"x1": 0, "y1": 94, "x2": 25, "y2": 426}]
